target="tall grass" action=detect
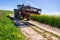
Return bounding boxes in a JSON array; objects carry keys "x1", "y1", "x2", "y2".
[
  {"x1": 0, "y1": 10, "x2": 26, "y2": 40},
  {"x1": 31, "y1": 14, "x2": 60, "y2": 28}
]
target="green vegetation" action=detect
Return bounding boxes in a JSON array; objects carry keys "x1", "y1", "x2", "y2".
[
  {"x1": 0, "y1": 10, "x2": 26, "y2": 40},
  {"x1": 31, "y1": 14, "x2": 60, "y2": 28}
]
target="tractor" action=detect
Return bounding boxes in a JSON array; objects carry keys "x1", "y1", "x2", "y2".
[{"x1": 14, "y1": 4, "x2": 42, "y2": 21}]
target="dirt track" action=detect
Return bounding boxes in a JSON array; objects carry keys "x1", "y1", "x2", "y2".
[
  {"x1": 9, "y1": 14, "x2": 60, "y2": 40},
  {"x1": 18, "y1": 20, "x2": 60, "y2": 40}
]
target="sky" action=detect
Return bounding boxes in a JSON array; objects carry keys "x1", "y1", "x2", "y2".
[{"x1": 0, "y1": 0, "x2": 60, "y2": 15}]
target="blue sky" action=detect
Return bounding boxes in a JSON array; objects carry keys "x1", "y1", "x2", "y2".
[{"x1": 0, "y1": 0, "x2": 60, "y2": 15}]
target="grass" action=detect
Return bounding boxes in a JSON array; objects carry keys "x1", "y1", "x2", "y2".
[
  {"x1": 31, "y1": 14, "x2": 60, "y2": 28},
  {"x1": 0, "y1": 10, "x2": 26, "y2": 40}
]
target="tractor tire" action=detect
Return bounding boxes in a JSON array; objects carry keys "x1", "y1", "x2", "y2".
[{"x1": 27, "y1": 14, "x2": 31, "y2": 21}]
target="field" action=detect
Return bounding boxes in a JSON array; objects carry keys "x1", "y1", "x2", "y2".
[
  {"x1": 0, "y1": 10, "x2": 26, "y2": 40},
  {"x1": 31, "y1": 14, "x2": 60, "y2": 28},
  {"x1": 0, "y1": 10, "x2": 60, "y2": 40}
]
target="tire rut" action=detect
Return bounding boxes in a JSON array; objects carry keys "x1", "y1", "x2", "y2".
[{"x1": 20, "y1": 20, "x2": 60, "y2": 40}]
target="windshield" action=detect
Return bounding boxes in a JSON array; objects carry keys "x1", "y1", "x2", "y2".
[{"x1": 17, "y1": 6, "x2": 22, "y2": 9}]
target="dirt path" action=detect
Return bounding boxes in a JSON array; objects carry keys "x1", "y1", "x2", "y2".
[
  {"x1": 17, "y1": 21, "x2": 45, "y2": 40},
  {"x1": 28, "y1": 20, "x2": 60, "y2": 34},
  {"x1": 9, "y1": 14, "x2": 44, "y2": 40},
  {"x1": 18, "y1": 21, "x2": 59, "y2": 40},
  {"x1": 21, "y1": 27, "x2": 44, "y2": 40},
  {"x1": 9, "y1": 14, "x2": 60, "y2": 40},
  {"x1": 20, "y1": 26, "x2": 59, "y2": 40}
]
